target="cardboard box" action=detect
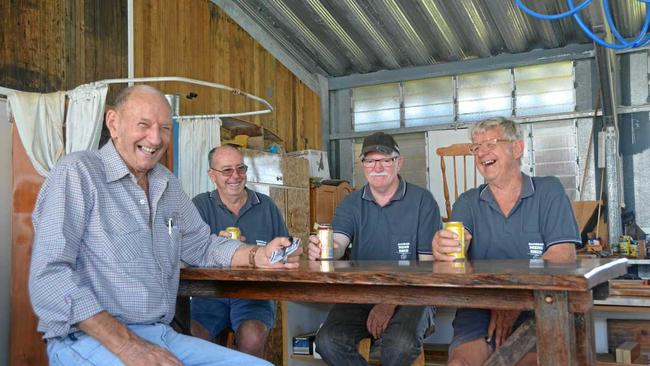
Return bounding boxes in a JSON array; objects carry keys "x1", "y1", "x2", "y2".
[{"x1": 287, "y1": 150, "x2": 331, "y2": 180}]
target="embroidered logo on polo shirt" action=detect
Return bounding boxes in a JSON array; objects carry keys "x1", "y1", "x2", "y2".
[
  {"x1": 528, "y1": 242, "x2": 544, "y2": 258},
  {"x1": 397, "y1": 242, "x2": 411, "y2": 260}
]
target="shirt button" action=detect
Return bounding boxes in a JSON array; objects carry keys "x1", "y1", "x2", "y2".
[{"x1": 139, "y1": 199, "x2": 146, "y2": 205}]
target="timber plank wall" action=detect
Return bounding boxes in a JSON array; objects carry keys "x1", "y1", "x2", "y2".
[{"x1": 2, "y1": 1, "x2": 321, "y2": 365}]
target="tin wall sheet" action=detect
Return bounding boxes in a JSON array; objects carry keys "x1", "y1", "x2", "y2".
[
  {"x1": 632, "y1": 148, "x2": 650, "y2": 232},
  {"x1": 224, "y1": 0, "x2": 644, "y2": 77}
]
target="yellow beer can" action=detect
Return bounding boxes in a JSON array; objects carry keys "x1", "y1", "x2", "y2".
[
  {"x1": 317, "y1": 224, "x2": 334, "y2": 260},
  {"x1": 444, "y1": 221, "x2": 465, "y2": 261},
  {"x1": 225, "y1": 227, "x2": 241, "y2": 240}
]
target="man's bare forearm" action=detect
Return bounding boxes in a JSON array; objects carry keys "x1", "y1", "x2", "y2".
[{"x1": 77, "y1": 311, "x2": 137, "y2": 355}]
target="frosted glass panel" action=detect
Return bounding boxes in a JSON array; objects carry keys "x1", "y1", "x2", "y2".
[
  {"x1": 534, "y1": 148, "x2": 577, "y2": 164},
  {"x1": 517, "y1": 78, "x2": 574, "y2": 94},
  {"x1": 403, "y1": 78, "x2": 453, "y2": 105},
  {"x1": 457, "y1": 69, "x2": 512, "y2": 122},
  {"x1": 349, "y1": 62, "x2": 576, "y2": 133},
  {"x1": 457, "y1": 69, "x2": 511, "y2": 88},
  {"x1": 403, "y1": 77, "x2": 454, "y2": 127},
  {"x1": 458, "y1": 85, "x2": 511, "y2": 101},
  {"x1": 515, "y1": 62, "x2": 575, "y2": 117},
  {"x1": 524, "y1": 119, "x2": 579, "y2": 195},
  {"x1": 352, "y1": 83, "x2": 400, "y2": 131},
  {"x1": 533, "y1": 135, "x2": 576, "y2": 150},
  {"x1": 354, "y1": 98, "x2": 401, "y2": 112},
  {"x1": 354, "y1": 109, "x2": 400, "y2": 132},
  {"x1": 534, "y1": 161, "x2": 577, "y2": 176},
  {"x1": 353, "y1": 83, "x2": 400, "y2": 100},
  {"x1": 514, "y1": 62, "x2": 573, "y2": 81}
]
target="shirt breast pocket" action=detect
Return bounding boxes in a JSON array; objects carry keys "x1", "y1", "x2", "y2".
[{"x1": 101, "y1": 215, "x2": 143, "y2": 263}]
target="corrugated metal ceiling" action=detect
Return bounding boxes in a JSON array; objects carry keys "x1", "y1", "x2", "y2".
[{"x1": 223, "y1": 0, "x2": 646, "y2": 78}]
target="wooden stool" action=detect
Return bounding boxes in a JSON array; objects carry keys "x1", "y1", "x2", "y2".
[{"x1": 357, "y1": 338, "x2": 425, "y2": 366}]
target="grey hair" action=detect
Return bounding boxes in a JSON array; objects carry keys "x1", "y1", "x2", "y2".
[
  {"x1": 113, "y1": 85, "x2": 170, "y2": 111},
  {"x1": 469, "y1": 117, "x2": 523, "y2": 141}
]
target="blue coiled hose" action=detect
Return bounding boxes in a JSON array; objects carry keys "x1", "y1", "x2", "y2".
[{"x1": 515, "y1": 0, "x2": 650, "y2": 49}]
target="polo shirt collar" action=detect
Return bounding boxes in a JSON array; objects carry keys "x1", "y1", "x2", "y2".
[
  {"x1": 361, "y1": 176, "x2": 407, "y2": 203},
  {"x1": 211, "y1": 187, "x2": 260, "y2": 211},
  {"x1": 99, "y1": 140, "x2": 167, "y2": 184},
  {"x1": 479, "y1": 172, "x2": 535, "y2": 205}
]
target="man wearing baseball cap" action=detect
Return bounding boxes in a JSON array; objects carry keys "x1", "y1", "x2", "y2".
[{"x1": 308, "y1": 131, "x2": 442, "y2": 365}]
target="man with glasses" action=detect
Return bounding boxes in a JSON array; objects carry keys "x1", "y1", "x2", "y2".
[
  {"x1": 432, "y1": 117, "x2": 579, "y2": 366},
  {"x1": 307, "y1": 131, "x2": 441, "y2": 366},
  {"x1": 190, "y1": 145, "x2": 289, "y2": 358}
]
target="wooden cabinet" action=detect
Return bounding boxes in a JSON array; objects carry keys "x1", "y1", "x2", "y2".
[{"x1": 309, "y1": 182, "x2": 352, "y2": 228}]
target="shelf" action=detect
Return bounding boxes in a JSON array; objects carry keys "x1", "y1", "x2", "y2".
[
  {"x1": 220, "y1": 116, "x2": 283, "y2": 143},
  {"x1": 595, "y1": 296, "x2": 650, "y2": 307}
]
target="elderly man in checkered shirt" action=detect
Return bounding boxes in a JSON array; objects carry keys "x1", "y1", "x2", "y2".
[{"x1": 28, "y1": 85, "x2": 301, "y2": 366}]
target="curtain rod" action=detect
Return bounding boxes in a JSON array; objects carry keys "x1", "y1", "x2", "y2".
[{"x1": 94, "y1": 76, "x2": 273, "y2": 118}]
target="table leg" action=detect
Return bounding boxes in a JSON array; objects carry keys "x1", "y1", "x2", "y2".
[
  {"x1": 534, "y1": 291, "x2": 576, "y2": 365},
  {"x1": 575, "y1": 312, "x2": 596, "y2": 365}
]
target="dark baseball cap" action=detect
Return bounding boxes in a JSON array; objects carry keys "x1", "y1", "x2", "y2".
[{"x1": 360, "y1": 132, "x2": 400, "y2": 157}]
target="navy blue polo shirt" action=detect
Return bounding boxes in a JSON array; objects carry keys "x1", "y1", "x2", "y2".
[
  {"x1": 332, "y1": 177, "x2": 442, "y2": 260},
  {"x1": 451, "y1": 173, "x2": 580, "y2": 260},
  {"x1": 192, "y1": 188, "x2": 288, "y2": 245}
]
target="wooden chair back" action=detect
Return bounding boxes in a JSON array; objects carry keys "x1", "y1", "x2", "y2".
[{"x1": 435, "y1": 143, "x2": 477, "y2": 220}]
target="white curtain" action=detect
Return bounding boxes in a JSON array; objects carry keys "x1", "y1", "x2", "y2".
[
  {"x1": 8, "y1": 91, "x2": 65, "y2": 176},
  {"x1": 65, "y1": 83, "x2": 108, "y2": 153},
  {"x1": 178, "y1": 116, "x2": 221, "y2": 198}
]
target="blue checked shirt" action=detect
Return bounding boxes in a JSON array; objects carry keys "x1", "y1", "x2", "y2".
[{"x1": 29, "y1": 141, "x2": 243, "y2": 339}]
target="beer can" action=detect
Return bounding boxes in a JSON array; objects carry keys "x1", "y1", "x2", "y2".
[
  {"x1": 444, "y1": 221, "x2": 465, "y2": 261},
  {"x1": 317, "y1": 224, "x2": 334, "y2": 260},
  {"x1": 225, "y1": 227, "x2": 241, "y2": 241},
  {"x1": 320, "y1": 260, "x2": 334, "y2": 272}
]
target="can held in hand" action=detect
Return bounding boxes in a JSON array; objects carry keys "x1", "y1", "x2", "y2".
[
  {"x1": 444, "y1": 221, "x2": 465, "y2": 261},
  {"x1": 225, "y1": 227, "x2": 241, "y2": 241},
  {"x1": 317, "y1": 224, "x2": 334, "y2": 260}
]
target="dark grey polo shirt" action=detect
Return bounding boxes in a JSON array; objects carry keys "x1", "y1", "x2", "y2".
[
  {"x1": 332, "y1": 177, "x2": 442, "y2": 260},
  {"x1": 451, "y1": 173, "x2": 580, "y2": 260},
  {"x1": 192, "y1": 187, "x2": 288, "y2": 245}
]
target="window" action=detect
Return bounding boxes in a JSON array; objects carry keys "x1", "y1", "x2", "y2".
[
  {"x1": 521, "y1": 120, "x2": 580, "y2": 200},
  {"x1": 350, "y1": 61, "x2": 575, "y2": 132},
  {"x1": 457, "y1": 69, "x2": 512, "y2": 122},
  {"x1": 403, "y1": 78, "x2": 454, "y2": 127},
  {"x1": 352, "y1": 83, "x2": 400, "y2": 131},
  {"x1": 515, "y1": 63, "x2": 575, "y2": 116}
]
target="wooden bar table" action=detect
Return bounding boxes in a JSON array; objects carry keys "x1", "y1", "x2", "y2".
[{"x1": 177, "y1": 258, "x2": 627, "y2": 366}]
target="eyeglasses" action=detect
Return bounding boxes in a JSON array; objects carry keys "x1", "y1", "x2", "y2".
[
  {"x1": 361, "y1": 157, "x2": 398, "y2": 168},
  {"x1": 469, "y1": 138, "x2": 514, "y2": 155},
  {"x1": 210, "y1": 164, "x2": 248, "y2": 177}
]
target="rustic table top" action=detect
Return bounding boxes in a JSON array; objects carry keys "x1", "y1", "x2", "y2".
[{"x1": 180, "y1": 257, "x2": 628, "y2": 292}]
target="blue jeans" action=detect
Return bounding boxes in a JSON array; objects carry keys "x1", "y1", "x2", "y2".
[
  {"x1": 191, "y1": 297, "x2": 276, "y2": 338},
  {"x1": 46, "y1": 323, "x2": 272, "y2": 366},
  {"x1": 315, "y1": 304, "x2": 435, "y2": 366},
  {"x1": 450, "y1": 309, "x2": 533, "y2": 353}
]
